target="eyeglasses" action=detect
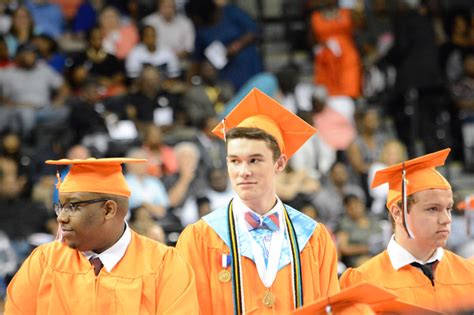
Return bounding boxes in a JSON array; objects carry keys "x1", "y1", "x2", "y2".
[{"x1": 53, "y1": 198, "x2": 109, "y2": 216}]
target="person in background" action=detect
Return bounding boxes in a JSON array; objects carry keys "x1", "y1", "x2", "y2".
[
  {"x1": 5, "y1": 157, "x2": 199, "y2": 313},
  {"x1": 312, "y1": 161, "x2": 366, "y2": 231},
  {"x1": 340, "y1": 148, "x2": 474, "y2": 313},
  {"x1": 143, "y1": 0, "x2": 195, "y2": 61},
  {"x1": 336, "y1": 193, "x2": 383, "y2": 268},
  {"x1": 125, "y1": 147, "x2": 169, "y2": 220},
  {"x1": 176, "y1": 88, "x2": 339, "y2": 314},
  {"x1": 98, "y1": 5, "x2": 138, "y2": 60},
  {"x1": 367, "y1": 139, "x2": 407, "y2": 217},
  {"x1": 4, "y1": 6, "x2": 36, "y2": 58},
  {"x1": 125, "y1": 24, "x2": 181, "y2": 79},
  {"x1": 186, "y1": 0, "x2": 263, "y2": 90},
  {"x1": 309, "y1": 0, "x2": 362, "y2": 98}
]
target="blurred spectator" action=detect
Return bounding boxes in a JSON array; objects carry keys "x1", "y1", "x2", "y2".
[
  {"x1": 382, "y1": 0, "x2": 445, "y2": 157},
  {"x1": 125, "y1": 147, "x2": 169, "y2": 219},
  {"x1": 450, "y1": 49, "x2": 474, "y2": 171},
  {"x1": 0, "y1": 2, "x2": 12, "y2": 35},
  {"x1": 183, "y1": 59, "x2": 234, "y2": 127},
  {"x1": 143, "y1": 0, "x2": 195, "y2": 60},
  {"x1": 125, "y1": 24, "x2": 181, "y2": 79},
  {"x1": 31, "y1": 34, "x2": 66, "y2": 73},
  {"x1": 0, "y1": 230, "x2": 17, "y2": 302},
  {"x1": 312, "y1": 161, "x2": 366, "y2": 231},
  {"x1": 346, "y1": 107, "x2": 388, "y2": 200},
  {"x1": 0, "y1": 36, "x2": 12, "y2": 68},
  {"x1": 116, "y1": 65, "x2": 178, "y2": 132},
  {"x1": 26, "y1": 0, "x2": 65, "y2": 39},
  {"x1": 141, "y1": 124, "x2": 178, "y2": 178},
  {"x1": 313, "y1": 90, "x2": 357, "y2": 152},
  {"x1": 67, "y1": 77, "x2": 109, "y2": 149},
  {"x1": 367, "y1": 139, "x2": 407, "y2": 216},
  {"x1": 50, "y1": 0, "x2": 83, "y2": 24},
  {"x1": 4, "y1": 6, "x2": 36, "y2": 58},
  {"x1": 163, "y1": 141, "x2": 203, "y2": 216},
  {"x1": 98, "y1": 5, "x2": 138, "y2": 59},
  {"x1": 276, "y1": 163, "x2": 320, "y2": 208},
  {"x1": 193, "y1": 116, "x2": 227, "y2": 172},
  {"x1": 0, "y1": 157, "x2": 49, "y2": 262},
  {"x1": 186, "y1": 0, "x2": 263, "y2": 90},
  {"x1": 68, "y1": 26, "x2": 126, "y2": 96},
  {"x1": 128, "y1": 205, "x2": 166, "y2": 243},
  {"x1": 440, "y1": 9, "x2": 473, "y2": 83},
  {"x1": 446, "y1": 192, "x2": 474, "y2": 257},
  {"x1": 0, "y1": 43, "x2": 69, "y2": 139},
  {"x1": 70, "y1": 0, "x2": 98, "y2": 35},
  {"x1": 179, "y1": 167, "x2": 233, "y2": 226},
  {"x1": 336, "y1": 194, "x2": 383, "y2": 267},
  {"x1": 291, "y1": 109, "x2": 336, "y2": 180},
  {"x1": 0, "y1": 131, "x2": 35, "y2": 183},
  {"x1": 310, "y1": 0, "x2": 362, "y2": 98}
]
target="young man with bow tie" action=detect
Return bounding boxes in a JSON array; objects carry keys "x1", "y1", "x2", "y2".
[
  {"x1": 340, "y1": 148, "x2": 474, "y2": 313},
  {"x1": 176, "y1": 88, "x2": 340, "y2": 314}
]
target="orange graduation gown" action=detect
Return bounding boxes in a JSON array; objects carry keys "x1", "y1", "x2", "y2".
[
  {"x1": 311, "y1": 8, "x2": 362, "y2": 98},
  {"x1": 176, "y1": 211, "x2": 340, "y2": 314},
  {"x1": 339, "y1": 249, "x2": 474, "y2": 313},
  {"x1": 6, "y1": 230, "x2": 199, "y2": 314}
]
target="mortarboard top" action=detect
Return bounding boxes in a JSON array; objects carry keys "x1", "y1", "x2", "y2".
[
  {"x1": 292, "y1": 282, "x2": 397, "y2": 315},
  {"x1": 46, "y1": 158, "x2": 147, "y2": 197},
  {"x1": 211, "y1": 88, "x2": 317, "y2": 159},
  {"x1": 371, "y1": 148, "x2": 451, "y2": 209},
  {"x1": 371, "y1": 299, "x2": 441, "y2": 315}
]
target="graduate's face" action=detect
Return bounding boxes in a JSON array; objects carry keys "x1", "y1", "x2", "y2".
[
  {"x1": 226, "y1": 138, "x2": 286, "y2": 207},
  {"x1": 57, "y1": 192, "x2": 108, "y2": 251},
  {"x1": 405, "y1": 189, "x2": 453, "y2": 250}
]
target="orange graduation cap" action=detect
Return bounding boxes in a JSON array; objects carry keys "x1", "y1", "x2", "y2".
[
  {"x1": 292, "y1": 282, "x2": 396, "y2": 315},
  {"x1": 372, "y1": 148, "x2": 451, "y2": 239},
  {"x1": 371, "y1": 148, "x2": 451, "y2": 210},
  {"x1": 46, "y1": 158, "x2": 147, "y2": 197},
  {"x1": 292, "y1": 282, "x2": 440, "y2": 315},
  {"x1": 211, "y1": 88, "x2": 317, "y2": 159}
]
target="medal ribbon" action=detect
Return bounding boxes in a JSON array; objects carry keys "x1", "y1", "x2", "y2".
[{"x1": 227, "y1": 199, "x2": 303, "y2": 314}]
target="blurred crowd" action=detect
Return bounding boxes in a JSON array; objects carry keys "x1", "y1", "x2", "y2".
[{"x1": 0, "y1": 0, "x2": 474, "y2": 304}]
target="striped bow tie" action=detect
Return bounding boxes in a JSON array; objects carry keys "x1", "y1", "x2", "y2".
[{"x1": 244, "y1": 211, "x2": 279, "y2": 232}]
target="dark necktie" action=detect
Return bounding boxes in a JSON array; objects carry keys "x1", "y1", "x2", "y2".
[
  {"x1": 411, "y1": 261, "x2": 436, "y2": 286},
  {"x1": 90, "y1": 256, "x2": 103, "y2": 276},
  {"x1": 244, "y1": 211, "x2": 279, "y2": 232}
]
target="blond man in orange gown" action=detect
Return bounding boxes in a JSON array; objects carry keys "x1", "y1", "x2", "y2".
[
  {"x1": 340, "y1": 148, "x2": 474, "y2": 313},
  {"x1": 5, "y1": 158, "x2": 199, "y2": 314},
  {"x1": 176, "y1": 89, "x2": 340, "y2": 314}
]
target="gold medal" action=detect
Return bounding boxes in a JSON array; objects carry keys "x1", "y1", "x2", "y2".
[
  {"x1": 218, "y1": 270, "x2": 231, "y2": 282},
  {"x1": 262, "y1": 291, "x2": 276, "y2": 308}
]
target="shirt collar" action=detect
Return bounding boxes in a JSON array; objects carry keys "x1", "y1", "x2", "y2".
[
  {"x1": 387, "y1": 235, "x2": 444, "y2": 270},
  {"x1": 233, "y1": 195, "x2": 281, "y2": 231},
  {"x1": 83, "y1": 223, "x2": 132, "y2": 272}
]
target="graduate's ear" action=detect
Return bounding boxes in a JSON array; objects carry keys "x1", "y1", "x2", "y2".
[
  {"x1": 103, "y1": 199, "x2": 118, "y2": 220},
  {"x1": 275, "y1": 154, "x2": 287, "y2": 173},
  {"x1": 389, "y1": 203, "x2": 403, "y2": 226}
]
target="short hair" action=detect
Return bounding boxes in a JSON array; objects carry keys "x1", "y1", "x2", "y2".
[
  {"x1": 389, "y1": 194, "x2": 418, "y2": 229},
  {"x1": 225, "y1": 127, "x2": 281, "y2": 161}
]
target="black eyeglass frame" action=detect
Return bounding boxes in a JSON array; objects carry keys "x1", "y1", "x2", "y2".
[{"x1": 54, "y1": 198, "x2": 109, "y2": 216}]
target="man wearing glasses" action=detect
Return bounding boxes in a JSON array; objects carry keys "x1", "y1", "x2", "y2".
[{"x1": 5, "y1": 158, "x2": 199, "y2": 314}]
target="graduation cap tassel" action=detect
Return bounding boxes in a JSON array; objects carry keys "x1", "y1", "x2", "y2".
[
  {"x1": 55, "y1": 170, "x2": 62, "y2": 190},
  {"x1": 402, "y1": 164, "x2": 415, "y2": 239},
  {"x1": 465, "y1": 195, "x2": 474, "y2": 236},
  {"x1": 222, "y1": 118, "x2": 227, "y2": 142}
]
